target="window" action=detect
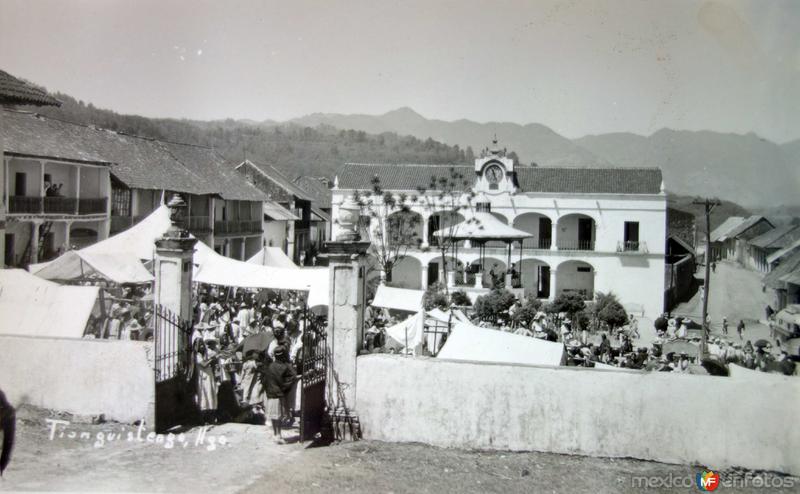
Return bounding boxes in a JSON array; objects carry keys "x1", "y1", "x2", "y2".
[
  {"x1": 111, "y1": 185, "x2": 131, "y2": 216},
  {"x1": 577, "y1": 266, "x2": 592, "y2": 273},
  {"x1": 624, "y1": 221, "x2": 640, "y2": 251}
]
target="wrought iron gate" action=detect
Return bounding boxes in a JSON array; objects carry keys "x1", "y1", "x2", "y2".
[
  {"x1": 299, "y1": 319, "x2": 328, "y2": 441},
  {"x1": 153, "y1": 305, "x2": 195, "y2": 432}
]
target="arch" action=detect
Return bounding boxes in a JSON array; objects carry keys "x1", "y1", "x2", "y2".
[
  {"x1": 390, "y1": 255, "x2": 423, "y2": 290},
  {"x1": 469, "y1": 257, "x2": 507, "y2": 289},
  {"x1": 386, "y1": 209, "x2": 423, "y2": 249},
  {"x1": 516, "y1": 258, "x2": 551, "y2": 298},
  {"x1": 69, "y1": 226, "x2": 98, "y2": 250},
  {"x1": 513, "y1": 212, "x2": 554, "y2": 250},
  {"x1": 556, "y1": 213, "x2": 596, "y2": 251},
  {"x1": 427, "y1": 210, "x2": 466, "y2": 247},
  {"x1": 555, "y1": 260, "x2": 595, "y2": 300}
]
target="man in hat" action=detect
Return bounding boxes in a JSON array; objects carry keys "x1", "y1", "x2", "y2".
[{"x1": 261, "y1": 345, "x2": 297, "y2": 444}]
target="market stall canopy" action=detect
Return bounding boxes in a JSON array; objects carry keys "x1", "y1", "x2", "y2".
[
  {"x1": 32, "y1": 250, "x2": 153, "y2": 284},
  {"x1": 426, "y1": 307, "x2": 471, "y2": 324},
  {"x1": 384, "y1": 312, "x2": 424, "y2": 354},
  {"x1": 0, "y1": 269, "x2": 97, "y2": 338},
  {"x1": 246, "y1": 247, "x2": 297, "y2": 269},
  {"x1": 437, "y1": 322, "x2": 566, "y2": 367},
  {"x1": 372, "y1": 285, "x2": 424, "y2": 313},
  {"x1": 432, "y1": 212, "x2": 532, "y2": 241},
  {"x1": 776, "y1": 305, "x2": 800, "y2": 326}
]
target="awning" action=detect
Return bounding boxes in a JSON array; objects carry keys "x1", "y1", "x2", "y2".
[
  {"x1": 780, "y1": 271, "x2": 800, "y2": 286},
  {"x1": 384, "y1": 312, "x2": 425, "y2": 353},
  {"x1": 246, "y1": 247, "x2": 297, "y2": 269},
  {"x1": 310, "y1": 206, "x2": 331, "y2": 223},
  {"x1": 264, "y1": 201, "x2": 298, "y2": 221},
  {"x1": 776, "y1": 306, "x2": 800, "y2": 326},
  {"x1": 372, "y1": 285, "x2": 424, "y2": 312},
  {"x1": 32, "y1": 250, "x2": 153, "y2": 284},
  {"x1": 0, "y1": 269, "x2": 98, "y2": 338},
  {"x1": 433, "y1": 212, "x2": 532, "y2": 241},
  {"x1": 437, "y1": 321, "x2": 566, "y2": 367}
]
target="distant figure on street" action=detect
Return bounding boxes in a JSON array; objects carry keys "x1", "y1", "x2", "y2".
[
  {"x1": 722, "y1": 317, "x2": 728, "y2": 335},
  {"x1": 711, "y1": 261, "x2": 716, "y2": 273},
  {"x1": 737, "y1": 319, "x2": 745, "y2": 340}
]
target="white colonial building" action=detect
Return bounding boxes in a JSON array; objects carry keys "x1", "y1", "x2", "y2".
[{"x1": 331, "y1": 144, "x2": 667, "y2": 318}]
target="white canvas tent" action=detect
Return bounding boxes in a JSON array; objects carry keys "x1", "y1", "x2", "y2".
[
  {"x1": 437, "y1": 322, "x2": 566, "y2": 367},
  {"x1": 384, "y1": 312, "x2": 425, "y2": 354},
  {"x1": 246, "y1": 247, "x2": 297, "y2": 269},
  {"x1": 32, "y1": 250, "x2": 153, "y2": 284},
  {"x1": 0, "y1": 269, "x2": 98, "y2": 338},
  {"x1": 31, "y1": 205, "x2": 329, "y2": 304},
  {"x1": 372, "y1": 285, "x2": 424, "y2": 313}
]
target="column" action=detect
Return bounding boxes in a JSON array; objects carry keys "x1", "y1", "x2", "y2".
[
  {"x1": 549, "y1": 269, "x2": 557, "y2": 301},
  {"x1": 551, "y1": 221, "x2": 558, "y2": 251},
  {"x1": 74, "y1": 167, "x2": 81, "y2": 214},
  {"x1": 154, "y1": 228, "x2": 197, "y2": 323},
  {"x1": 63, "y1": 221, "x2": 72, "y2": 252},
  {"x1": 420, "y1": 263, "x2": 428, "y2": 289},
  {"x1": 420, "y1": 214, "x2": 430, "y2": 248},
  {"x1": 30, "y1": 220, "x2": 41, "y2": 264},
  {"x1": 324, "y1": 239, "x2": 370, "y2": 440},
  {"x1": 239, "y1": 237, "x2": 246, "y2": 261}
]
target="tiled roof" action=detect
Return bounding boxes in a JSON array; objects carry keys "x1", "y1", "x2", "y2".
[
  {"x1": 515, "y1": 167, "x2": 662, "y2": 194},
  {"x1": 764, "y1": 249, "x2": 800, "y2": 289},
  {"x1": 237, "y1": 160, "x2": 315, "y2": 202},
  {"x1": 294, "y1": 176, "x2": 332, "y2": 208},
  {"x1": 0, "y1": 70, "x2": 61, "y2": 107},
  {"x1": 768, "y1": 238, "x2": 800, "y2": 265},
  {"x1": 749, "y1": 224, "x2": 800, "y2": 249},
  {"x1": 710, "y1": 216, "x2": 745, "y2": 242},
  {"x1": 310, "y1": 206, "x2": 331, "y2": 223},
  {"x1": 1, "y1": 110, "x2": 267, "y2": 201},
  {"x1": 337, "y1": 163, "x2": 474, "y2": 191},
  {"x1": 724, "y1": 215, "x2": 773, "y2": 240},
  {"x1": 336, "y1": 163, "x2": 663, "y2": 195}
]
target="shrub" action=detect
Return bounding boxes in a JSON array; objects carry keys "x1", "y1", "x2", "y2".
[
  {"x1": 592, "y1": 291, "x2": 628, "y2": 330},
  {"x1": 474, "y1": 289, "x2": 517, "y2": 324},
  {"x1": 512, "y1": 295, "x2": 543, "y2": 326},
  {"x1": 450, "y1": 290, "x2": 472, "y2": 307},
  {"x1": 423, "y1": 282, "x2": 449, "y2": 311}
]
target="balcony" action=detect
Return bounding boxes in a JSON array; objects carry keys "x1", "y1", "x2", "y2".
[
  {"x1": 78, "y1": 198, "x2": 107, "y2": 214},
  {"x1": 617, "y1": 241, "x2": 649, "y2": 254},
  {"x1": 520, "y1": 238, "x2": 552, "y2": 250},
  {"x1": 184, "y1": 215, "x2": 211, "y2": 233},
  {"x1": 214, "y1": 219, "x2": 262, "y2": 235},
  {"x1": 9, "y1": 196, "x2": 43, "y2": 214},
  {"x1": 43, "y1": 197, "x2": 77, "y2": 214},
  {"x1": 8, "y1": 196, "x2": 107, "y2": 216},
  {"x1": 556, "y1": 239, "x2": 595, "y2": 251}
]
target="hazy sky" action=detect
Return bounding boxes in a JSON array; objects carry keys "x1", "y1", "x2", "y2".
[{"x1": 1, "y1": 0, "x2": 798, "y2": 142}]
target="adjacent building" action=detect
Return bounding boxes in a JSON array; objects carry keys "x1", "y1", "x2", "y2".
[
  {"x1": 331, "y1": 145, "x2": 668, "y2": 317},
  {"x1": 2, "y1": 109, "x2": 294, "y2": 265},
  {"x1": 709, "y1": 215, "x2": 774, "y2": 265}
]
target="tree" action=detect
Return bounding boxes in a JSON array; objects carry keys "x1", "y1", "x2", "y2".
[
  {"x1": 353, "y1": 176, "x2": 421, "y2": 283},
  {"x1": 415, "y1": 167, "x2": 476, "y2": 294},
  {"x1": 547, "y1": 292, "x2": 586, "y2": 325},
  {"x1": 512, "y1": 294, "x2": 543, "y2": 326},
  {"x1": 423, "y1": 282, "x2": 449, "y2": 311},
  {"x1": 592, "y1": 291, "x2": 628, "y2": 331},
  {"x1": 473, "y1": 289, "x2": 517, "y2": 325},
  {"x1": 450, "y1": 290, "x2": 472, "y2": 307}
]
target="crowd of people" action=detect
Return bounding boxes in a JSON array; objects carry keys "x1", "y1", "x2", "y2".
[
  {"x1": 188, "y1": 285, "x2": 323, "y2": 444},
  {"x1": 84, "y1": 285, "x2": 153, "y2": 340}
]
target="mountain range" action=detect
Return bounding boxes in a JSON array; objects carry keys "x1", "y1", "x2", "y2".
[{"x1": 291, "y1": 108, "x2": 800, "y2": 209}]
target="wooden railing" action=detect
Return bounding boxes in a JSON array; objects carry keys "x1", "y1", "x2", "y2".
[
  {"x1": 214, "y1": 219, "x2": 262, "y2": 235},
  {"x1": 78, "y1": 197, "x2": 107, "y2": 214},
  {"x1": 184, "y1": 215, "x2": 211, "y2": 233},
  {"x1": 9, "y1": 196, "x2": 43, "y2": 214},
  {"x1": 556, "y1": 239, "x2": 595, "y2": 251},
  {"x1": 44, "y1": 197, "x2": 77, "y2": 214}
]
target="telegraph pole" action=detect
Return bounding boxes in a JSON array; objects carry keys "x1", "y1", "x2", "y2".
[{"x1": 692, "y1": 198, "x2": 721, "y2": 357}]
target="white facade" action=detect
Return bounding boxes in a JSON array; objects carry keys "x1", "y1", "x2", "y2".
[{"x1": 332, "y1": 154, "x2": 667, "y2": 318}]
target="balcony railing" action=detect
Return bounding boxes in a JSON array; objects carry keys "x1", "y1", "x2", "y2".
[
  {"x1": 214, "y1": 219, "x2": 263, "y2": 235},
  {"x1": 78, "y1": 198, "x2": 107, "y2": 214},
  {"x1": 44, "y1": 197, "x2": 78, "y2": 214},
  {"x1": 184, "y1": 215, "x2": 211, "y2": 233},
  {"x1": 9, "y1": 196, "x2": 43, "y2": 214},
  {"x1": 8, "y1": 196, "x2": 108, "y2": 215},
  {"x1": 556, "y1": 239, "x2": 595, "y2": 251},
  {"x1": 520, "y1": 238, "x2": 552, "y2": 250},
  {"x1": 617, "y1": 241, "x2": 648, "y2": 253}
]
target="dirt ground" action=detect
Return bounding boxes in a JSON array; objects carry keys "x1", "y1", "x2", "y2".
[{"x1": 2, "y1": 405, "x2": 797, "y2": 494}]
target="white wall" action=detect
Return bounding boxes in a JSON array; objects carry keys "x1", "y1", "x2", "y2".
[
  {"x1": 0, "y1": 335, "x2": 155, "y2": 424},
  {"x1": 356, "y1": 354, "x2": 800, "y2": 475}
]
